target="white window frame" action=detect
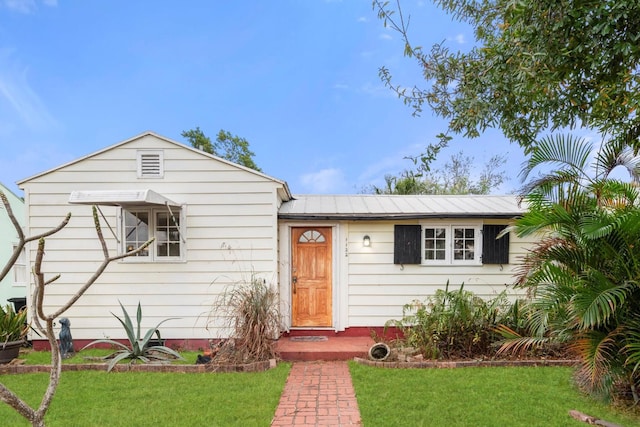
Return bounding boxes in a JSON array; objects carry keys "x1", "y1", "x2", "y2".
[
  {"x1": 421, "y1": 222, "x2": 482, "y2": 266},
  {"x1": 119, "y1": 206, "x2": 185, "y2": 262},
  {"x1": 12, "y1": 244, "x2": 27, "y2": 286}
]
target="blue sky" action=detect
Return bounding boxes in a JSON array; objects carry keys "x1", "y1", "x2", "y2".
[{"x1": 0, "y1": 0, "x2": 525, "y2": 196}]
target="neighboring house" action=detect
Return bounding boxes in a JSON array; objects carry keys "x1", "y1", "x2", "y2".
[
  {"x1": 0, "y1": 183, "x2": 26, "y2": 310},
  {"x1": 17, "y1": 132, "x2": 532, "y2": 350}
]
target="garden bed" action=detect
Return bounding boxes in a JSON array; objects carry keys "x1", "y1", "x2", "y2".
[
  {"x1": 354, "y1": 356, "x2": 578, "y2": 368},
  {"x1": 0, "y1": 359, "x2": 277, "y2": 374}
]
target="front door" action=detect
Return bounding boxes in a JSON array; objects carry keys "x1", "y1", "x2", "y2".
[{"x1": 291, "y1": 227, "x2": 332, "y2": 327}]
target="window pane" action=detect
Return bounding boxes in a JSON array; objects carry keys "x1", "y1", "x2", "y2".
[
  {"x1": 424, "y1": 227, "x2": 447, "y2": 262},
  {"x1": 124, "y1": 211, "x2": 149, "y2": 256},
  {"x1": 12, "y1": 246, "x2": 26, "y2": 283},
  {"x1": 156, "y1": 211, "x2": 180, "y2": 257},
  {"x1": 453, "y1": 227, "x2": 475, "y2": 261}
]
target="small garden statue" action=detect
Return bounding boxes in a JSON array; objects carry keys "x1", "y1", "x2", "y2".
[{"x1": 59, "y1": 317, "x2": 74, "y2": 359}]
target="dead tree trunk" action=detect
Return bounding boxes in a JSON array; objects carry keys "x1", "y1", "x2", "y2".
[{"x1": 0, "y1": 190, "x2": 152, "y2": 426}]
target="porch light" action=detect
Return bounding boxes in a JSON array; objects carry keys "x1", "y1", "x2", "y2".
[{"x1": 363, "y1": 235, "x2": 371, "y2": 247}]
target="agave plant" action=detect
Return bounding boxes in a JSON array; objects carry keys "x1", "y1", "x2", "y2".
[{"x1": 82, "y1": 301, "x2": 183, "y2": 372}]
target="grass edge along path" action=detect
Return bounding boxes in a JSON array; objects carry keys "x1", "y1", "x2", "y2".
[
  {"x1": 349, "y1": 362, "x2": 640, "y2": 427},
  {"x1": 0, "y1": 362, "x2": 291, "y2": 427}
]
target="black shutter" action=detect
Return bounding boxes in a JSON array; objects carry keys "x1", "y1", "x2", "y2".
[
  {"x1": 394, "y1": 225, "x2": 421, "y2": 264},
  {"x1": 482, "y1": 224, "x2": 509, "y2": 264}
]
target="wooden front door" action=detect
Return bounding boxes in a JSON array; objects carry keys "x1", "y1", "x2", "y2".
[{"x1": 291, "y1": 227, "x2": 332, "y2": 327}]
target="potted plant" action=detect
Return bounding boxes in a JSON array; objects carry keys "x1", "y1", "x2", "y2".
[{"x1": 0, "y1": 304, "x2": 28, "y2": 363}]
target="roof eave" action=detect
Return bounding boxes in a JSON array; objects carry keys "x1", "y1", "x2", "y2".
[{"x1": 278, "y1": 213, "x2": 523, "y2": 221}]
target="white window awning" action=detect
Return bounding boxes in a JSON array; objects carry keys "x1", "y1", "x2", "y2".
[{"x1": 68, "y1": 189, "x2": 180, "y2": 207}]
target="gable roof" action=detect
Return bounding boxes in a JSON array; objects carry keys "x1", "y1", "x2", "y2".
[
  {"x1": 17, "y1": 131, "x2": 293, "y2": 200},
  {"x1": 279, "y1": 194, "x2": 524, "y2": 220}
]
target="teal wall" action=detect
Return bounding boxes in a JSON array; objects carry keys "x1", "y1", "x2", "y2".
[{"x1": 0, "y1": 183, "x2": 25, "y2": 310}]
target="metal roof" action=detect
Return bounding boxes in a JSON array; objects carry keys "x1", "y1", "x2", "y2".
[{"x1": 278, "y1": 195, "x2": 525, "y2": 220}]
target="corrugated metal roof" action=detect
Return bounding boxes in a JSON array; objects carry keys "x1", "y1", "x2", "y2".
[{"x1": 278, "y1": 195, "x2": 525, "y2": 220}]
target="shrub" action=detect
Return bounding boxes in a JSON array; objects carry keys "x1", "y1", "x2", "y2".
[
  {"x1": 385, "y1": 282, "x2": 511, "y2": 359},
  {"x1": 0, "y1": 304, "x2": 28, "y2": 343}
]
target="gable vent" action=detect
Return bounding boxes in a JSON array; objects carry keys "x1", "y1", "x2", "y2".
[{"x1": 137, "y1": 150, "x2": 164, "y2": 178}]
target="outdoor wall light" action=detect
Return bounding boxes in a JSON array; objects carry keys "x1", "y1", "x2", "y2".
[{"x1": 363, "y1": 235, "x2": 371, "y2": 247}]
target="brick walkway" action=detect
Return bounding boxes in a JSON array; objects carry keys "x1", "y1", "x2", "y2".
[{"x1": 271, "y1": 361, "x2": 362, "y2": 426}]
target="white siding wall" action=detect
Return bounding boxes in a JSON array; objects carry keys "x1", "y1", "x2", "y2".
[
  {"x1": 279, "y1": 219, "x2": 535, "y2": 330},
  {"x1": 21, "y1": 135, "x2": 284, "y2": 341},
  {"x1": 346, "y1": 220, "x2": 533, "y2": 326}
]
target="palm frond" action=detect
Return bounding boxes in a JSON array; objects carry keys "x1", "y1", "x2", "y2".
[{"x1": 520, "y1": 134, "x2": 593, "y2": 183}]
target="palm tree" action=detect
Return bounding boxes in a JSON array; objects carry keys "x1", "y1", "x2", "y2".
[{"x1": 499, "y1": 134, "x2": 640, "y2": 402}]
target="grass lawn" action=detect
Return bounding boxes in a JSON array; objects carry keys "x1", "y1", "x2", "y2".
[
  {"x1": 350, "y1": 363, "x2": 640, "y2": 427},
  {"x1": 0, "y1": 362, "x2": 291, "y2": 426}
]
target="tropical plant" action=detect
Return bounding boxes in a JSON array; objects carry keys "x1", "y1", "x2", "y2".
[
  {"x1": 386, "y1": 282, "x2": 511, "y2": 359},
  {"x1": 207, "y1": 277, "x2": 281, "y2": 363},
  {"x1": 497, "y1": 134, "x2": 640, "y2": 403},
  {"x1": 0, "y1": 304, "x2": 28, "y2": 344},
  {"x1": 82, "y1": 301, "x2": 183, "y2": 372}
]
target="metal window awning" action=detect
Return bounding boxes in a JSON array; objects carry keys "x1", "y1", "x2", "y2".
[{"x1": 68, "y1": 189, "x2": 180, "y2": 207}]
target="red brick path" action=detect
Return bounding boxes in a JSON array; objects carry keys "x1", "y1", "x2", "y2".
[{"x1": 271, "y1": 361, "x2": 362, "y2": 426}]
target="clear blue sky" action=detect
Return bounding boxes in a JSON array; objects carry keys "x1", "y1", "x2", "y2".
[{"x1": 0, "y1": 0, "x2": 525, "y2": 196}]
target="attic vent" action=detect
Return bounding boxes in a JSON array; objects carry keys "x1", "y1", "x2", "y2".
[{"x1": 137, "y1": 150, "x2": 164, "y2": 178}]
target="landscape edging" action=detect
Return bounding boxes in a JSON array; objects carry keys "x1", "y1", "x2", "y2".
[
  {"x1": 0, "y1": 359, "x2": 275, "y2": 374},
  {"x1": 353, "y1": 357, "x2": 578, "y2": 368}
]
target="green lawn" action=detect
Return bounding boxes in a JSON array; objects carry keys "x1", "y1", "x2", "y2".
[
  {"x1": 3, "y1": 352, "x2": 640, "y2": 427},
  {"x1": 350, "y1": 363, "x2": 640, "y2": 427},
  {"x1": 0, "y1": 363, "x2": 291, "y2": 427}
]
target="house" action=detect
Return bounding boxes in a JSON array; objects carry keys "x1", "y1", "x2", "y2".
[
  {"x1": 0, "y1": 183, "x2": 26, "y2": 311},
  {"x1": 17, "y1": 132, "x2": 532, "y2": 350}
]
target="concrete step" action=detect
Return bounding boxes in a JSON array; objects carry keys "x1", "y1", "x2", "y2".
[{"x1": 276, "y1": 336, "x2": 375, "y2": 361}]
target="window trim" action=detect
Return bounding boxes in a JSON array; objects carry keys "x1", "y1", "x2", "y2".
[
  {"x1": 420, "y1": 222, "x2": 482, "y2": 266},
  {"x1": 12, "y1": 244, "x2": 27, "y2": 286},
  {"x1": 118, "y1": 205, "x2": 186, "y2": 262}
]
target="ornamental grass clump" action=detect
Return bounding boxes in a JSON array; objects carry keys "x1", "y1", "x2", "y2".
[
  {"x1": 82, "y1": 301, "x2": 183, "y2": 372},
  {"x1": 207, "y1": 277, "x2": 281, "y2": 363}
]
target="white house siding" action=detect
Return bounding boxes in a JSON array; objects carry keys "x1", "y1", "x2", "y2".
[
  {"x1": 19, "y1": 133, "x2": 287, "y2": 346},
  {"x1": 345, "y1": 219, "x2": 534, "y2": 327},
  {"x1": 278, "y1": 217, "x2": 535, "y2": 332}
]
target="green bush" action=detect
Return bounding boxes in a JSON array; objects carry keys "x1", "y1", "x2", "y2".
[
  {"x1": 386, "y1": 282, "x2": 511, "y2": 359},
  {"x1": 0, "y1": 304, "x2": 28, "y2": 343}
]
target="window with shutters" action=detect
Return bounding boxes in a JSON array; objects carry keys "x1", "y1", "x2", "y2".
[
  {"x1": 422, "y1": 223, "x2": 481, "y2": 265},
  {"x1": 137, "y1": 150, "x2": 164, "y2": 178},
  {"x1": 394, "y1": 223, "x2": 510, "y2": 266}
]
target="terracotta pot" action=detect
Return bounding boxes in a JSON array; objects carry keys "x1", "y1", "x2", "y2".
[{"x1": 0, "y1": 340, "x2": 23, "y2": 364}]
